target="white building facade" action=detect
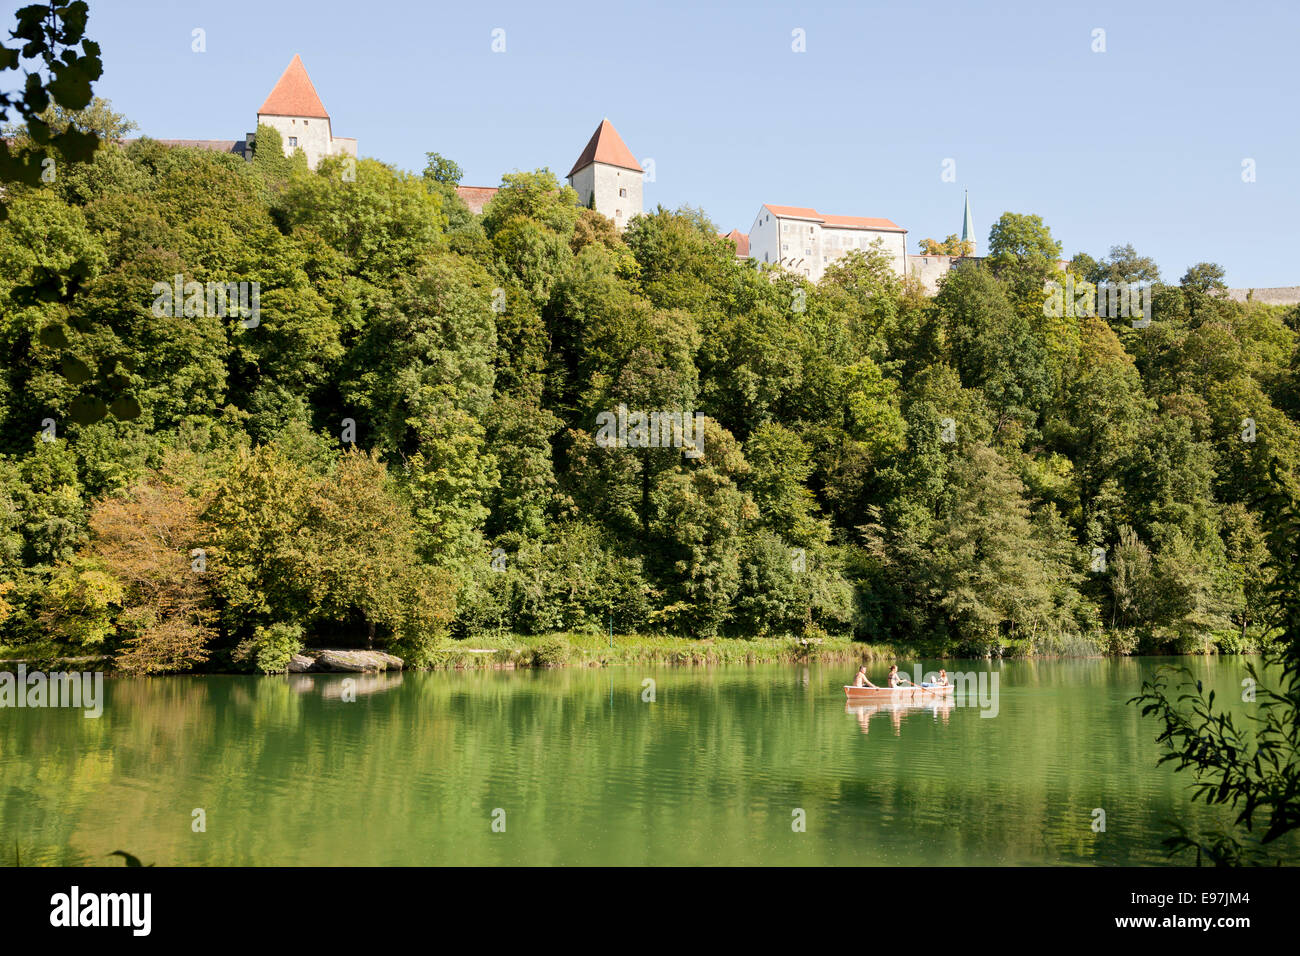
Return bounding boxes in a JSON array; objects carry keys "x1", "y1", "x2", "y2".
[{"x1": 746, "y1": 205, "x2": 907, "y2": 282}]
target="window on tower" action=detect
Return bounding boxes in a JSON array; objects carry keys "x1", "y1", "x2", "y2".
[
  {"x1": 619, "y1": 188, "x2": 627, "y2": 197},
  {"x1": 288, "y1": 137, "x2": 298, "y2": 147}
]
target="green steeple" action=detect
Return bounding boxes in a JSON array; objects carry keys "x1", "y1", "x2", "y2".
[{"x1": 961, "y1": 190, "x2": 974, "y2": 254}]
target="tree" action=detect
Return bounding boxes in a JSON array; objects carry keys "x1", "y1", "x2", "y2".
[
  {"x1": 420, "y1": 152, "x2": 481, "y2": 234},
  {"x1": 481, "y1": 168, "x2": 580, "y2": 238},
  {"x1": 81, "y1": 472, "x2": 215, "y2": 673},
  {"x1": 1069, "y1": 251, "x2": 1100, "y2": 283},
  {"x1": 342, "y1": 252, "x2": 498, "y2": 452},
  {"x1": 744, "y1": 422, "x2": 827, "y2": 547},
  {"x1": 404, "y1": 401, "x2": 499, "y2": 562},
  {"x1": 647, "y1": 419, "x2": 754, "y2": 637},
  {"x1": 250, "y1": 123, "x2": 292, "y2": 181},
  {"x1": 422, "y1": 151, "x2": 463, "y2": 186},
  {"x1": 1221, "y1": 502, "x2": 1271, "y2": 646},
  {"x1": 1181, "y1": 262, "x2": 1227, "y2": 294},
  {"x1": 484, "y1": 395, "x2": 560, "y2": 538},
  {"x1": 0, "y1": 1, "x2": 103, "y2": 200},
  {"x1": 934, "y1": 262, "x2": 1051, "y2": 434},
  {"x1": 205, "y1": 446, "x2": 457, "y2": 661},
  {"x1": 1045, "y1": 317, "x2": 1151, "y2": 540},
  {"x1": 40, "y1": 557, "x2": 121, "y2": 649},
  {"x1": 277, "y1": 157, "x2": 446, "y2": 281},
  {"x1": 1133, "y1": 462, "x2": 1300, "y2": 864},
  {"x1": 986, "y1": 212, "x2": 1063, "y2": 306},
  {"x1": 864, "y1": 442, "x2": 1068, "y2": 651},
  {"x1": 1085, "y1": 243, "x2": 1161, "y2": 286},
  {"x1": 917, "y1": 234, "x2": 973, "y2": 257}
]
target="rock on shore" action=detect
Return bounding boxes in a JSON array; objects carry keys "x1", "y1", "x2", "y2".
[{"x1": 290, "y1": 650, "x2": 404, "y2": 673}]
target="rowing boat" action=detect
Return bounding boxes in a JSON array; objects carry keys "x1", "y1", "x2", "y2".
[{"x1": 843, "y1": 683, "x2": 953, "y2": 701}]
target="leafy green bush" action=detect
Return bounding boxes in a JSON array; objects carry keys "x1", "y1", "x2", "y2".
[
  {"x1": 526, "y1": 638, "x2": 569, "y2": 668},
  {"x1": 234, "y1": 623, "x2": 303, "y2": 675}
]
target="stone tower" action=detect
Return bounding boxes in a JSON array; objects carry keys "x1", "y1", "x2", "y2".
[
  {"x1": 567, "y1": 119, "x2": 643, "y2": 231},
  {"x1": 961, "y1": 189, "x2": 975, "y2": 256},
  {"x1": 252, "y1": 55, "x2": 356, "y2": 169}
]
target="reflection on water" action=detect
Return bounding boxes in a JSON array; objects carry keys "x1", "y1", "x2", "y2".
[
  {"x1": 1, "y1": 657, "x2": 1296, "y2": 866},
  {"x1": 845, "y1": 699, "x2": 954, "y2": 735},
  {"x1": 289, "y1": 672, "x2": 405, "y2": 699}
]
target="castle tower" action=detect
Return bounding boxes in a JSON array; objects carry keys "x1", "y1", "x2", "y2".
[
  {"x1": 961, "y1": 189, "x2": 975, "y2": 256},
  {"x1": 567, "y1": 119, "x2": 643, "y2": 231},
  {"x1": 252, "y1": 55, "x2": 356, "y2": 169}
]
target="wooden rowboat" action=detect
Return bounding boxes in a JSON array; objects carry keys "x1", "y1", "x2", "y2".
[{"x1": 843, "y1": 683, "x2": 953, "y2": 702}]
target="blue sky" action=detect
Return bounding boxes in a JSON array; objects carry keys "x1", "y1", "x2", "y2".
[{"x1": 16, "y1": 0, "x2": 1300, "y2": 287}]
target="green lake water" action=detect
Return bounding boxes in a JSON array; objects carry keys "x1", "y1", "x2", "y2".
[{"x1": 2, "y1": 656, "x2": 1295, "y2": 866}]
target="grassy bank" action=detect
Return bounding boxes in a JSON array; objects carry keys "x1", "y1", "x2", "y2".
[
  {"x1": 423, "y1": 633, "x2": 903, "y2": 670},
  {"x1": 4, "y1": 630, "x2": 1238, "y2": 674},
  {"x1": 421, "y1": 630, "x2": 1132, "y2": 670}
]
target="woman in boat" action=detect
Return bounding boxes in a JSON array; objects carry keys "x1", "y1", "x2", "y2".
[
  {"x1": 887, "y1": 664, "x2": 902, "y2": 688},
  {"x1": 852, "y1": 665, "x2": 877, "y2": 688},
  {"x1": 936, "y1": 669, "x2": 948, "y2": 686}
]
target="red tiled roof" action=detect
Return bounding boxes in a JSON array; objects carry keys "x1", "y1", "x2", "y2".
[
  {"x1": 567, "y1": 119, "x2": 641, "y2": 178},
  {"x1": 763, "y1": 204, "x2": 822, "y2": 220},
  {"x1": 822, "y1": 214, "x2": 904, "y2": 232},
  {"x1": 455, "y1": 185, "x2": 498, "y2": 215},
  {"x1": 258, "y1": 55, "x2": 329, "y2": 119},
  {"x1": 723, "y1": 229, "x2": 750, "y2": 257},
  {"x1": 763, "y1": 204, "x2": 904, "y2": 233}
]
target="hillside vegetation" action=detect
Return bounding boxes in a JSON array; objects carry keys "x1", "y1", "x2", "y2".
[{"x1": 2, "y1": 104, "x2": 1297, "y2": 672}]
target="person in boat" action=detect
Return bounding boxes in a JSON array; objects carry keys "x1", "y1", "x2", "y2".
[
  {"x1": 852, "y1": 665, "x2": 877, "y2": 688},
  {"x1": 936, "y1": 669, "x2": 948, "y2": 686},
  {"x1": 887, "y1": 664, "x2": 903, "y2": 687}
]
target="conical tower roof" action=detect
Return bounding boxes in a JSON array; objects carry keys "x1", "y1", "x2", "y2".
[
  {"x1": 258, "y1": 55, "x2": 329, "y2": 119},
  {"x1": 961, "y1": 190, "x2": 974, "y2": 244},
  {"x1": 567, "y1": 119, "x2": 641, "y2": 178}
]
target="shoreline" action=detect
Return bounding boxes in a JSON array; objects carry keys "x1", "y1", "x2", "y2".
[{"x1": 1, "y1": 631, "x2": 1251, "y2": 676}]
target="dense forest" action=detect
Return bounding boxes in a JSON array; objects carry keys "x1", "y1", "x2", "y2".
[{"x1": 1, "y1": 100, "x2": 1297, "y2": 673}]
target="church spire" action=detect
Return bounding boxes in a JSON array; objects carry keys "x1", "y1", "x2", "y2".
[{"x1": 961, "y1": 190, "x2": 975, "y2": 255}]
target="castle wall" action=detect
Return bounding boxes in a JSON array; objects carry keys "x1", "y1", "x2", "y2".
[
  {"x1": 257, "y1": 113, "x2": 335, "y2": 169},
  {"x1": 1224, "y1": 287, "x2": 1300, "y2": 306},
  {"x1": 908, "y1": 254, "x2": 962, "y2": 294}
]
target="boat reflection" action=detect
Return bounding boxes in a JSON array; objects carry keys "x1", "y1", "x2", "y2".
[{"x1": 845, "y1": 698, "x2": 954, "y2": 735}]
